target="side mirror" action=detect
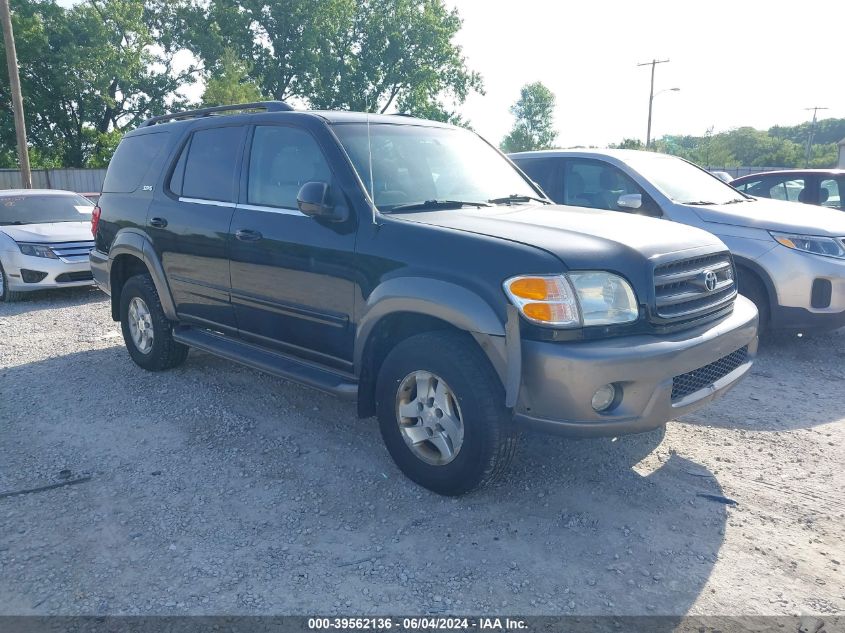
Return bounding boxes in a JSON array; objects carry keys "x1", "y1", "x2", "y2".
[
  {"x1": 297, "y1": 181, "x2": 346, "y2": 221},
  {"x1": 617, "y1": 193, "x2": 642, "y2": 210}
]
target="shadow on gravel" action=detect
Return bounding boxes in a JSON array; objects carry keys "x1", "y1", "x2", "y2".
[
  {"x1": 681, "y1": 326, "x2": 845, "y2": 432},
  {"x1": 1, "y1": 345, "x2": 727, "y2": 618},
  {"x1": 0, "y1": 286, "x2": 105, "y2": 317}
]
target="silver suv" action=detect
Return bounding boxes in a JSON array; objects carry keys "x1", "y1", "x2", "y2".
[{"x1": 510, "y1": 149, "x2": 845, "y2": 332}]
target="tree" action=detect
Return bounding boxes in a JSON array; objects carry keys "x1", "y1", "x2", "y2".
[
  {"x1": 177, "y1": 0, "x2": 482, "y2": 116},
  {"x1": 500, "y1": 82, "x2": 557, "y2": 153},
  {"x1": 0, "y1": 0, "x2": 194, "y2": 167},
  {"x1": 608, "y1": 138, "x2": 644, "y2": 150},
  {"x1": 201, "y1": 48, "x2": 263, "y2": 106}
]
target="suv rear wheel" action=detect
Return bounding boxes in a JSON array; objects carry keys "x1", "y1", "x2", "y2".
[
  {"x1": 119, "y1": 273, "x2": 188, "y2": 371},
  {"x1": 375, "y1": 331, "x2": 518, "y2": 496}
]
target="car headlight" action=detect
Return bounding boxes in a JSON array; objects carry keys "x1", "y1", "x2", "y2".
[
  {"x1": 503, "y1": 272, "x2": 639, "y2": 328},
  {"x1": 770, "y1": 232, "x2": 845, "y2": 259},
  {"x1": 18, "y1": 243, "x2": 58, "y2": 259}
]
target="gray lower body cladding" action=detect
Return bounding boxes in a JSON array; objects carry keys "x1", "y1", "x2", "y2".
[{"x1": 513, "y1": 295, "x2": 759, "y2": 437}]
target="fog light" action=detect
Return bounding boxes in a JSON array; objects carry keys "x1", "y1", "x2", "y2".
[
  {"x1": 591, "y1": 384, "x2": 617, "y2": 412},
  {"x1": 20, "y1": 269, "x2": 48, "y2": 283}
]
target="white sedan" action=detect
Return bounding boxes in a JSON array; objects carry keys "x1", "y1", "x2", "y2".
[{"x1": 0, "y1": 189, "x2": 96, "y2": 302}]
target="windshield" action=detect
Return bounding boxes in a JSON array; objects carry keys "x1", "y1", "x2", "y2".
[
  {"x1": 0, "y1": 193, "x2": 94, "y2": 225},
  {"x1": 626, "y1": 153, "x2": 748, "y2": 206},
  {"x1": 331, "y1": 123, "x2": 539, "y2": 211}
]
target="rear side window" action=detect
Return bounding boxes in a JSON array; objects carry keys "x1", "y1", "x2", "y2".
[
  {"x1": 515, "y1": 158, "x2": 562, "y2": 201},
  {"x1": 179, "y1": 126, "x2": 245, "y2": 203},
  {"x1": 102, "y1": 132, "x2": 169, "y2": 193}
]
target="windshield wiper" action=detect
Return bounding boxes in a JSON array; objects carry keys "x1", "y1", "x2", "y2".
[
  {"x1": 680, "y1": 200, "x2": 718, "y2": 206},
  {"x1": 385, "y1": 199, "x2": 491, "y2": 212},
  {"x1": 723, "y1": 198, "x2": 753, "y2": 204},
  {"x1": 488, "y1": 194, "x2": 550, "y2": 205},
  {"x1": 0, "y1": 221, "x2": 27, "y2": 225}
]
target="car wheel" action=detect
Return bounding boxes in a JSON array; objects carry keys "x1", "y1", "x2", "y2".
[
  {"x1": 0, "y1": 260, "x2": 24, "y2": 303},
  {"x1": 119, "y1": 273, "x2": 188, "y2": 371},
  {"x1": 736, "y1": 267, "x2": 769, "y2": 331},
  {"x1": 375, "y1": 330, "x2": 518, "y2": 496}
]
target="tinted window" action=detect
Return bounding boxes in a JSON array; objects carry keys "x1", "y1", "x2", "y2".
[
  {"x1": 0, "y1": 193, "x2": 93, "y2": 225},
  {"x1": 563, "y1": 160, "x2": 643, "y2": 210},
  {"x1": 767, "y1": 177, "x2": 806, "y2": 202},
  {"x1": 168, "y1": 138, "x2": 190, "y2": 196},
  {"x1": 182, "y1": 126, "x2": 244, "y2": 202},
  {"x1": 102, "y1": 132, "x2": 169, "y2": 193},
  {"x1": 820, "y1": 178, "x2": 842, "y2": 209},
  {"x1": 247, "y1": 126, "x2": 332, "y2": 209},
  {"x1": 515, "y1": 158, "x2": 561, "y2": 200}
]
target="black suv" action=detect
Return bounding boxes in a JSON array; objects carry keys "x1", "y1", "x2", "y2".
[{"x1": 91, "y1": 102, "x2": 758, "y2": 495}]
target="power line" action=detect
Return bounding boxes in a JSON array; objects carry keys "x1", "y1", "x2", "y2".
[
  {"x1": 0, "y1": 0, "x2": 32, "y2": 188},
  {"x1": 637, "y1": 59, "x2": 670, "y2": 148},
  {"x1": 0, "y1": 0, "x2": 32, "y2": 189},
  {"x1": 803, "y1": 106, "x2": 829, "y2": 167}
]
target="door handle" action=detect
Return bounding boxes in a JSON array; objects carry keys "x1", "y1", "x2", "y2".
[
  {"x1": 235, "y1": 228, "x2": 263, "y2": 242},
  {"x1": 148, "y1": 217, "x2": 168, "y2": 228}
]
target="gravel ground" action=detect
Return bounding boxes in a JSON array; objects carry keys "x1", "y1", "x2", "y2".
[{"x1": 1, "y1": 287, "x2": 843, "y2": 616}]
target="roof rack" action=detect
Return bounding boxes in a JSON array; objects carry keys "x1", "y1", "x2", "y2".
[{"x1": 140, "y1": 101, "x2": 294, "y2": 127}]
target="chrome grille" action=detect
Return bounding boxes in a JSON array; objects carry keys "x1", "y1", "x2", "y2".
[
  {"x1": 653, "y1": 252, "x2": 736, "y2": 322},
  {"x1": 671, "y1": 346, "x2": 748, "y2": 401},
  {"x1": 46, "y1": 241, "x2": 95, "y2": 263}
]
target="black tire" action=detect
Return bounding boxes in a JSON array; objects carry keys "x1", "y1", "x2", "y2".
[
  {"x1": 119, "y1": 273, "x2": 188, "y2": 371},
  {"x1": 0, "y1": 260, "x2": 24, "y2": 303},
  {"x1": 375, "y1": 330, "x2": 518, "y2": 496},
  {"x1": 736, "y1": 267, "x2": 769, "y2": 331}
]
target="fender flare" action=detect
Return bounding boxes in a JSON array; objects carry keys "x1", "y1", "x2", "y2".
[
  {"x1": 354, "y1": 277, "x2": 520, "y2": 405},
  {"x1": 109, "y1": 229, "x2": 177, "y2": 320}
]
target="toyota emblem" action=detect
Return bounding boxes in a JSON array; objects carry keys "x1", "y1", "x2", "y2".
[{"x1": 703, "y1": 270, "x2": 718, "y2": 292}]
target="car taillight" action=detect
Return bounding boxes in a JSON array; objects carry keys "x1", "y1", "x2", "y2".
[{"x1": 91, "y1": 206, "x2": 101, "y2": 237}]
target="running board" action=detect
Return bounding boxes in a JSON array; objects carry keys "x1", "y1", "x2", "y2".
[{"x1": 172, "y1": 327, "x2": 358, "y2": 399}]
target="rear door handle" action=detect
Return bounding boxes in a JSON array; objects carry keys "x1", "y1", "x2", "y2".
[
  {"x1": 235, "y1": 228, "x2": 263, "y2": 242},
  {"x1": 148, "y1": 217, "x2": 168, "y2": 228}
]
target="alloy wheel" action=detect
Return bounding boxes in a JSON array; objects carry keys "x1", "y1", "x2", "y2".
[{"x1": 395, "y1": 370, "x2": 465, "y2": 466}]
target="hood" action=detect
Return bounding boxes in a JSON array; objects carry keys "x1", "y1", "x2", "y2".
[
  {"x1": 399, "y1": 203, "x2": 726, "y2": 270},
  {"x1": 690, "y1": 198, "x2": 845, "y2": 235},
  {"x1": 0, "y1": 221, "x2": 92, "y2": 243}
]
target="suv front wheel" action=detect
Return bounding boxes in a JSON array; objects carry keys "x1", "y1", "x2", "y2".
[
  {"x1": 375, "y1": 331, "x2": 518, "y2": 496},
  {"x1": 119, "y1": 273, "x2": 188, "y2": 371}
]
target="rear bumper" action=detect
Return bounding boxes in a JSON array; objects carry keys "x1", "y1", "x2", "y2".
[
  {"x1": 90, "y1": 248, "x2": 111, "y2": 295},
  {"x1": 514, "y1": 296, "x2": 759, "y2": 437}
]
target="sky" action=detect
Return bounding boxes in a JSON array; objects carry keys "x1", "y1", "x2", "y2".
[
  {"x1": 446, "y1": 0, "x2": 845, "y2": 146},
  {"x1": 55, "y1": 0, "x2": 845, "y2": 147}
]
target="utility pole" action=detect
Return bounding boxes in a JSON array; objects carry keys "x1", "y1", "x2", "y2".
[
  {"x1": 1, "y1": 0, "x2": 32, "y2": 189},
  {"x1": 804, "y1": 106, "x2": 828, "y2": 168},
  {"x1": 637, "y1": 58, "x2": 670, "y2": 149}
]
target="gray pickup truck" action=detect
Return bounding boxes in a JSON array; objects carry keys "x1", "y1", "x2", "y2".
[{"x1": 90, "y1": 103, "x2": 758, "y2": 495}]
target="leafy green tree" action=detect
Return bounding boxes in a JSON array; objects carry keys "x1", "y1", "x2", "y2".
[
  {"x1": 0, "y1": 0, "x2": 195, "y2": 167},
  {"x1": 500, "y1": 82, "x2": 557, "y2": 153},
  {"x1": 177, "y1": 0, "x2": 481, "y2": 116},
  {"x1": 201, "y1": 48, "x2": 264, "y2": 106},
  {"x1": 608, "y1": 138, "x2": 644, "y2": 150}
]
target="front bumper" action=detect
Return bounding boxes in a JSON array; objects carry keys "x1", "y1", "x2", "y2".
[
  {"x1": 513, "y1": 296, "x2": 759, "y2": 437},
  {"x1": 3, "y1": 249, "x2": 94, "y2": 292},
  {"x1": 757, "y1": 245, "x2": 845, "y2": 331}
]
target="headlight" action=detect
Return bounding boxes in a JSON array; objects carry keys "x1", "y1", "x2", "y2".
[
  {"x1": 18, "y1": 243, "x2": 58, "y2": 259},
  {"x1": 770, "y1": 232, "x2": 845, "y2": 259},
  {"x1": 503, "y1": 272, "x2": 639, "y2": 328},
  {"x1": 568, "y1": 271, "x2": 639, "y2": 326}
]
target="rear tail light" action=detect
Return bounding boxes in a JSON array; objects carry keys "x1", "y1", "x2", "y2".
[{"x1": 91, "y1": 206, "x2": 101, "y2": 237}]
